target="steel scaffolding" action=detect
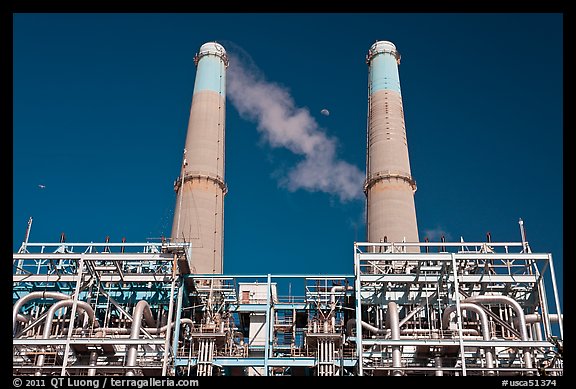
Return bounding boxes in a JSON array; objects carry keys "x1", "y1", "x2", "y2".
[{"x1": 13, "y1": 228, "x2": 562, "y2": 376}]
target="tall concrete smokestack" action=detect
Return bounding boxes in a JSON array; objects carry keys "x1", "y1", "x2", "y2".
[
  {"x1": 365, "y1": 40, "x2": 419, "y2": 250},
  {"x1": 172, "y1": 42, "x2": 228, "y2": 274}
]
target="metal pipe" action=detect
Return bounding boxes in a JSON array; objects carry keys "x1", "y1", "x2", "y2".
[
  {"x1": 401, "y1": 328, "x2": 479, "y2": 335},
  {"x1": 442, "y1": 303, "x2": 494, "y2": 374},
  {"x1": 522, "y1": 313, "x2": 563, "y2": 324},
  {"x1": 463, "y1": 295, "x2": 532, "y2": 373},
  {"x1": 36, "y1": 300, "x2": 96, "y2": 375},
  {"x1": 346, "y1": 318, "x2": 387, "y2": 335},
  {"x1": 126, "y1": 300, "x2": 155, "y2": 376},
  {"x1": 88, "y1": 350, "x2": 98, "y2": 376},
  {"x1": 330, "y1": 285, "x2": 351, "y2": 331},
  {"x1": 431, "y1": 332, "x2": 443, "y2": 376},
  {"x1": 13, "y1": 291, "x2": 72, "y2": 335},
  {"x1": 73, "y1": 318, "x2": 194, "y2": 335},
  {"x1": 16, "y1": 313, "x2": 29, "y2": 323},
  {"x1": 385, "y1": 302, "x2": 402, "y2": 376}
]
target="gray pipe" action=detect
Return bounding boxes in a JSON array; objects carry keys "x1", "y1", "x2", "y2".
[
  {"x1": 16, "y1": 314, "x2": 29, "y2": 323},
  {"x1": 73, "y1": 318, "x2": 194, "y2": 335},
  {"x1": 35, "y1": 300, "x2": 96, "y2": 375},
  {"x1": 346, "y1": 319, "x2": 387, "y2": 335},
  {"x1": 330, "y1": 285, "x2": 352, "y2": 305},
  {"x1": 385, "y1": 302, "x2": 402, "y2": 376},
  {"x1": 442, "y1": 303, "x2": 494, "y2": 374},
  {"x1": 88, "y1": 350, "x2": 98, "y2": 376},
  {"x1": 347, "y1": 321, "x2": 480, "y2": 337},
  {"x1": 520, "y1": 313, "x2": 563, "y2": 324},
  {"x1": 431, "y1": 333, "x2": 443, "y2": 376},
  {"x1": 126, "y1": 300, "x2": 155, "y2": 376},
  {"x1": 13, "y1": 291, "x2": 71, "y2": 335},
  {"x1": 463, "y1": 295, "x2": 533, "y2": 374}
]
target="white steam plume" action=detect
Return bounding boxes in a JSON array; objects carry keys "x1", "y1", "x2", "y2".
[{"x1": 226, "y1": 51, "x2": 364, "y2": 202}]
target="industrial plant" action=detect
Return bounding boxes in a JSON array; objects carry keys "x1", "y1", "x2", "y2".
[{"x1": 12, "y1": 41, "x2": 563, "y2": 376}]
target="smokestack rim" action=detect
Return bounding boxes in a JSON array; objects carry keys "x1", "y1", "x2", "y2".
[
  {"x1": 367, "y1": 40, "x2": 400, "y2": 64},
  {"x1": 198, "y1": 41, "x2": 227, "y2": 55}
]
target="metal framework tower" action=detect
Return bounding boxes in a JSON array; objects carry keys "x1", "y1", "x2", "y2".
[
  {"x1": 365, "y1": 41, "x2": 419, "y2": 251},
  {"x1": 172, "y1": 42, "x2": 228, "y2": 274}
]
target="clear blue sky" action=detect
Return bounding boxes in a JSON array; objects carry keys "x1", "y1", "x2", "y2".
[{"x1": 12, "y1": 13, "x2": 563, "y2": 306}]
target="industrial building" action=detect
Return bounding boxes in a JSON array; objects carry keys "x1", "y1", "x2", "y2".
[{"x1": 12, "y1": 41, "x2": 563, "y2": 376}]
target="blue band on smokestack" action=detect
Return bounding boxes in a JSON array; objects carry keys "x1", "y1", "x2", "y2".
[
  {"x1": 193, "y1": 42, "x2": 227, "y2": 95},
  {"x1": 368, "y1": 41, "x2": 402, "y2": 95}
]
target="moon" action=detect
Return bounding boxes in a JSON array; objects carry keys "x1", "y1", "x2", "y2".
[{"x1": 320, "y1": 108, "x2": 330, "y2": 116}]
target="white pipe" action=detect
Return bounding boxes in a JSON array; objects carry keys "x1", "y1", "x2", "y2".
[
  {"x1": 463, "y1": 295, "x2": 533, "y2": 374},
  {"x1": 532, "y1": 323, "x2": 542, "y2": 341},
  {"x1": 521, "y1": 313, "x2": 563, "y2": 324},
  {"x1": 442, "y1": 303, "x2": 494, "y2": 373},
  {"x1": 318, "y1": 341, "x2": 323, "y2": 376},
  {"x1": 13, "y1": 292, "x2": 71, "y2": 334},
  {"x1": 73, "y1": 318, "x2": 194, "y2": 335},
  {"x1": 126, "y1": 300, "x2": 155, "y2": 376},
  {"x1": 385, "y1": 302, "x2": 402, "y2": 376},
  {"x1": 35, "y1": 300, "x2": 96, "y2": 375},
  {"x1": 431, "y1": 333, "x2": 443, "y2": 376}
]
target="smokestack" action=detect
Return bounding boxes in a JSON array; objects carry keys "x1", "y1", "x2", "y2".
[
  {"x1": 365, "y1": 41, "x2": 419, "y2": 251},
  {"x1": 172, "y1": 42, "x2": 228, "y2": 274}
]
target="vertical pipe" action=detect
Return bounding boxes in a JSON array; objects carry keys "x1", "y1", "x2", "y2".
[
  {"x1": 386, "y1": 302, "x2": 402, "y2": 376},
  {"x1": 533, "y1": 322, "x2": 543, "y2": 341},
  {"x1": 126, "y1": 300, "x2": 154, "y2": 376},
  {"x1": 88, "y1": 350, "x2": 98, "y2": 376},
  {"x1": 431, "y1": 333, "x2": 443, "y2": 376},
  {"x1": 264, "y1": 274, "x2": 271, "y2": 376},
  {"x1": 365, "y1": 41, "x2": 419, "y2": 250},
  {"x1": 161, "y1": 256, "x2": 178, "y2": 376},
  {"x1": 318, "y1": 341, "x2": 323, "y2": 376},
  {"x1": 59, "y1": 255, "x2": 85, "y2": 376},
  {"x1": 547, "y1": 254, "x2": 564, "y2": 340},
  {"x1": 171, "y1": 281, "x2": 185, "y2": 363},
  {"x1": 354, "y1": 245, "x2": 364, "y2": 376},
  {"x1": 451, "y1": 253, "x2": 467, "y2": 376}
]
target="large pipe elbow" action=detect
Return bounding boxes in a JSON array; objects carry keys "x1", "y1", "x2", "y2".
[
  {"x1": 36, "y1": 300, "x2": 97, "y2": 375},
  {"x1": 126, "y1": 301, "x2": 156, "y2": 376},
  {"x1": 442, "y1": 302, "x2": 494, "y2": 372},
  {"x1": 462, "y1": 295, "x2": 527, "y2": 340},
  {"x1": 13, "y1": 291, "x2": 71, "y2": 334},
  {"x1": 42, "y1": 300, "x2": 97, "y2": 339},
  {"x1": 462, "y1": 295, "x2": 532, "y2": 373}
]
